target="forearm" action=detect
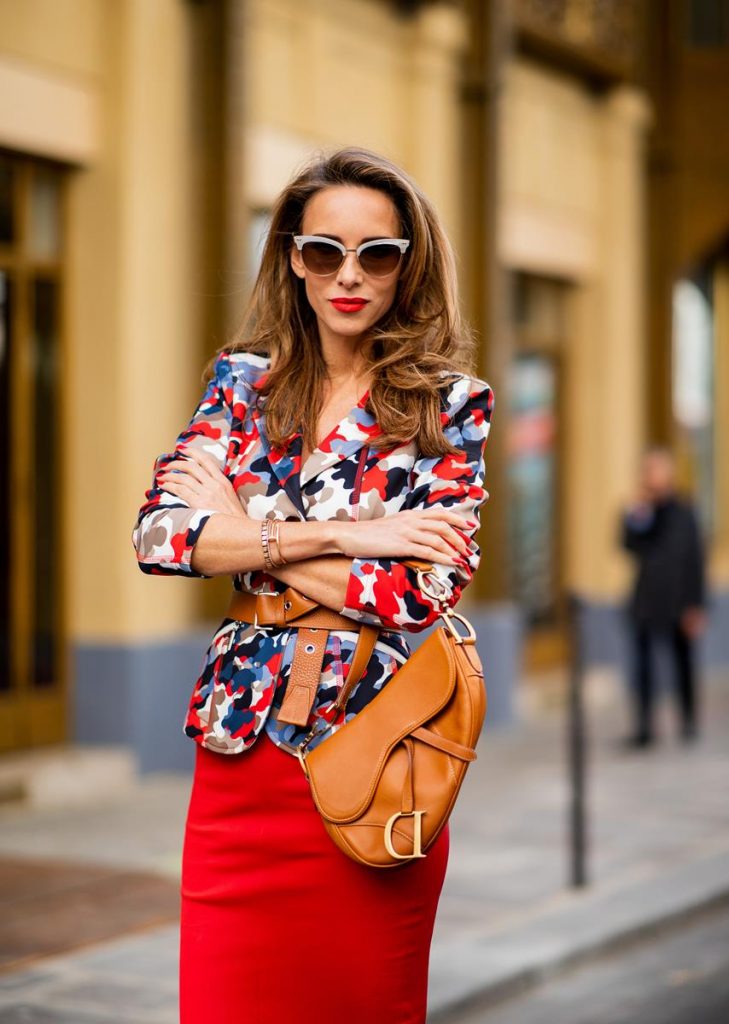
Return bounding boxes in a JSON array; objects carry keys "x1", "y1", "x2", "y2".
[
  {"x1": 189, "y1": 508, "x2": 472, "y2": 624},
  {"x1": 190, "y1": 512, "x2": 351, "y2": 611},
  {"x1": 269, "y1": 555, "x2": 352, "y2": 613},
  {"x1": 189, "y1": 514, "x2": 340, "y2": 576}
]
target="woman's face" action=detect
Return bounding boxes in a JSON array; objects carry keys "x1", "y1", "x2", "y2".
[{"x1": 290, "y1": 185, "x2": 404, "y2": 350}]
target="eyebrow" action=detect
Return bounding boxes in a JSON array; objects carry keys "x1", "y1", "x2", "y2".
[{"x1": 311, "y1": 233, "x2": 394, "y2": 243}]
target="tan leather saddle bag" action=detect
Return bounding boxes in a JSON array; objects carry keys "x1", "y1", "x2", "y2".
[{"x1": 296, "y1": 563, "x2": 486, "y2": 869}]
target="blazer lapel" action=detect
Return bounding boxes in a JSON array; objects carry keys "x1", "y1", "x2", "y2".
[
  {"x1": 299, "y1": 395, "x2": 382, "y2": 488},
  {"x1": 250, "y1": 403, "x2": 307, "y2": 519},
  {"x1": 248, "y1": 385, "x2": 383, "y2": 512}
]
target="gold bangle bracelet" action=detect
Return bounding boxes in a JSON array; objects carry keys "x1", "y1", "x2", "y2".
[
  {"x1": 276, "y1": 521, "x2": 288, "y2": 566},
  {"x1": 269, "y1": 520, "x2": 287, "y2": 567},
  {"x1": 261, "y1": 519, "x2": 274, "y2": 571}
]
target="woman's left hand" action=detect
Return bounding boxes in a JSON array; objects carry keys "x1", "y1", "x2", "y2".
[{"x1": 158, "y1": 449, "x2": 247, "y2": 519}]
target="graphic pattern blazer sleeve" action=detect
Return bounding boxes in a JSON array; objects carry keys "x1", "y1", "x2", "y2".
[
  {"x1": 131, "y1": 352, "x2": 235, "y2": 577},
  {"x1": 340, "y1": 377, "x2": 495, "y2": 632}
]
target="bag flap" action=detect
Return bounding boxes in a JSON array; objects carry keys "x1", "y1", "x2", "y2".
[{"x1": 306, "y1": 628, "x2": 456, "y2": 822}]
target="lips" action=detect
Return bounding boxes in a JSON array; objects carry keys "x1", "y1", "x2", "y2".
[{"x1": 330, "y1": 298, "x2": 369, "y2": 313}]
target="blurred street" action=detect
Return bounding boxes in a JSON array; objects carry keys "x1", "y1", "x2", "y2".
[
  {"x1": 0, "y1": 665, "x2": 728, "y2": 1022},
  {"x1": 447, "y1": 901, "x2": 729, "y2": 1024}
]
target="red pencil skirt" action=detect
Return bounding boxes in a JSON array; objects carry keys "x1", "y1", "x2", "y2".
[{"x1": 179, "y1": 731, "x2": 450, "y2": 1024}]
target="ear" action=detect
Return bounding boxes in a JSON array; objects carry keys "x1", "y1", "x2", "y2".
[{"x1": 290, "y1": 244, "x2": 306, "y2": 280}]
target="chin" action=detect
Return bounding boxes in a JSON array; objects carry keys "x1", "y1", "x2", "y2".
[{"x1": 322, "y1": 313, "x2": 375, "y2": 337}]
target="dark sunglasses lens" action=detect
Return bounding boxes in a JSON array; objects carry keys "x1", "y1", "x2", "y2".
[
  {"x1": 359, "y1": 243, "x2": 402, "y2": 276},
  {"x1": 300, "y1": 241, "x2": 342, "y2": 275}
]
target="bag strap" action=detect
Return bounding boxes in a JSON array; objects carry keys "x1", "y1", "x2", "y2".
[
  {"x1": 330, "y1": 623, "x2": 379, "y2": 715},
  {"x1": 279, "y1": 558, "x2": 438, "y2": 727},
  {"x1": 328, "y1": 559, "x2": 437, "y2": 717}
]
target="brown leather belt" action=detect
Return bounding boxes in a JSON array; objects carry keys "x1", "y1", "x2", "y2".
[{"x1": 224, "y1": 588, "x2": 382, "y2": 729}]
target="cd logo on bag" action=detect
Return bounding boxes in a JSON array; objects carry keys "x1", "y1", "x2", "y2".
[{"x1": 383, "y1": 810, "x2": 427, "y2": 860}]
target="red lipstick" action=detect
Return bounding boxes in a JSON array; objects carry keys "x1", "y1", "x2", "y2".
[{"x1": 330, "y1": 297, "x2": 369, "y2": 313}]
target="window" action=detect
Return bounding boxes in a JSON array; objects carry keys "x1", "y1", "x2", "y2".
[
  {"x1": 0, "y1": 152, "x2": 66, "y2": 749},
  {"x1": 672, "y1": 270, "x2": 715, "y2": 534}
]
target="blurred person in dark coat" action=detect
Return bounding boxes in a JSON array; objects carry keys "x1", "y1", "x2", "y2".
[{"x1": 620, "y1": 445, "x2": 708, "y2": 747}]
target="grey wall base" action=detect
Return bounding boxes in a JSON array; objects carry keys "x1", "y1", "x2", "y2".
[
  {"x1": 71, "y1": 603, "x2": 525, "y2": 775},
  {"x1": 72, "y1": 631, "x2": 213, "y2": 775},
  {"x1": 72, "y1": 590, "x2": 727, "y2": 775},
  {"x1": 575, "y1": 587, "x2": 729, "y2": 682}
]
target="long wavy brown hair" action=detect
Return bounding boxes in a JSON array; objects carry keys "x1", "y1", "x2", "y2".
[{"x1": 202, "y1": 146, "x2": 477, "y2": 456}]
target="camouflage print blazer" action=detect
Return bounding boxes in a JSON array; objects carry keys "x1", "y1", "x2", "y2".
[{"x1": 131, "y1": 351, "x2": 495, "y2": 757}]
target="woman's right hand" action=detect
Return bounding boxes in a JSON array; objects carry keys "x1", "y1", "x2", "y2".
[
  {"x1": 335, "y1": 508, "x2": 476, "y2": 567},
  {"x1": 157, "y1": 448, "x2": 248, "y2": 520}
]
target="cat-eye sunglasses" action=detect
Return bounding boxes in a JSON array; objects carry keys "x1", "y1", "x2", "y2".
[{"x1": 292, "y1": 233, "x2": 410, "y2": 278}]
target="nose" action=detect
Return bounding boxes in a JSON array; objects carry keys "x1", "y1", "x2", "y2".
[{"x1": 336, "y1": 249, "x2": 364, "y2": 287}]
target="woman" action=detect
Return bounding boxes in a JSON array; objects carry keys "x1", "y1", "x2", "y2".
[{"x1": 131, "y1": 146, "x2": 494, "y2": 1024}]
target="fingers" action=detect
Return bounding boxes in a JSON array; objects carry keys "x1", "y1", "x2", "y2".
[
  {"x1": 159, "y1": 449, "x2": 228, "y2": 492},
  {"x1": 159, "y1": 458, "x2": 208, "y2": 488},
  {"x1": 158, "y1": 475, "x2": 199, "y2": 503},
  {"x1": 162, "y1": 448, "x2": 225, "y2": 484},
  {"x1": 419, "y1": 518, "x2": 470, "y2": 556},
  {"x1": 408, "y1": 543, "x2": 470, "y2": 568},
  {"x1": 393, "y1": 509, "x2": 476, "y2": 541},
  {"x1": 183, "y1": 448, "x2": 225, "y2": 479},
  {"x1": 404, "y1": 521, "x2": 470, "y2": 565},
  {"x1": 406, "y1": 517, "x2": 469, "y2": 558},
  {"x1": 415, "y1": 507, "x2": 478, "y2": 526},
  {"x1": 158, "y1": 453, "x2": 247, "y2": 518},
  {"x1": 384, "y1": 507, "x2": 479, "y2": 563}
]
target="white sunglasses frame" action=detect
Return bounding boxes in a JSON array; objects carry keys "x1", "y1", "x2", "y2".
[{"x1": 291, "y1": 233, "x2": 410, "y2": 277}]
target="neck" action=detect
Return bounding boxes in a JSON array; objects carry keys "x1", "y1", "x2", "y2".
[{"x1": 318, "y1": 330, "x2": 369, "y2": 389}]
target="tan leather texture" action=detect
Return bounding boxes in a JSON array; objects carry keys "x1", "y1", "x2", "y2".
[
  {"x1": 224, "y1": 589, "x2": 386, "y2": 727},
  {"x1": 302, "y1": 607, "x2": 487, "y2": 870},
  {"x1": 224, "y1": 568, "x2": 487, "y2": 870}
]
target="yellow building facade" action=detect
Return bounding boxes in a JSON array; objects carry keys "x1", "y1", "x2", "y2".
[
  {"x1": 498, "y1": 57, "x2": 652, "y2": 665},
  {"x1": 0, "y1": 0, "x2": 474, "y2": 765},
  {"x1": 1, "y1": 0, "x2": 727, "y2": 766}
]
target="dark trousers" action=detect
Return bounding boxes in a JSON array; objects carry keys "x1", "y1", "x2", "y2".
[{"x1": 631, "y1": 620, "x2": 698, "y2": 739}]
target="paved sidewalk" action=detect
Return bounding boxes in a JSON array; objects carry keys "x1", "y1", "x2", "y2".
[
  {"x1": 428, "y1": 664, "x2": 729, "y2": 1018},
  {"x1": 0, "y1": 666, "x2": 727, "y2": 1022}
]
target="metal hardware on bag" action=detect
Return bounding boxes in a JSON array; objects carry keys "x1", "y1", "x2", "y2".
[
  {"x1": 416, "y1": 567, "x2": 450, "y2": 606},
  {"x1": 440, "y1": 608, "x2": 477, "y2": 644},
  {"x1": 416, "y1": 567, "x2": 476, "y2": 645},
  {"x1": 384, "y1": 810, "x2": 427, "y2": 860},
  {"x1": 295, "y1": 714, "x2": 333, "y2": 777},
  {"x1": 296, "y1": 743, "x2": 310, "y2": 779}
]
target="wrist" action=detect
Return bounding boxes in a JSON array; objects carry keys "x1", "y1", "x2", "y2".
[
  {"x1": 323, "y1": 519, "x2": 352, "y2": 556},
  {"x1": 277, "y1": 519, "x2": 347, "y2": 560}
]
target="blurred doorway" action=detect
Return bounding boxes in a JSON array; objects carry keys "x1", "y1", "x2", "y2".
[
  {"x1": 507, "y1": 271, "x2": 569, "y2": 671},
  {"x1": 0, "y1": 152, "x2": 67, "y2": 752}
]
